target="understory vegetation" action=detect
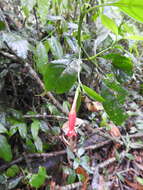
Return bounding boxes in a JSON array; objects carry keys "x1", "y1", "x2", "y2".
[{"x1": 0, "y1": 0, "x2": 143, "y2": 189}]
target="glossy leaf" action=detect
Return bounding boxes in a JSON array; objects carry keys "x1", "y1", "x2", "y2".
[
  {"x1": 6, "y1": 165, "x2": 20, "y2": 177},
  {"x1": 18, "y1": 123, "x2": 27, "y2": 139},
  {"x1": 0, "y1": 21, "x2": 6, "y2": 31},
  {"x1": 101, "y1": 14, "x2": 118, "y2": 35},
  {"x1": 2, "y1": 33, "x2": 29, "y2": 59},
  {"x1": 103, "y1": 53, "x2": 133, "y2": 76},
  {"x1": 0, "y1": 123, "x2": 7, "y2": 133},
  {"x1": 37, "y1": 0, "x2": 51, "y2": 24},
  {"x1": 136, "y1": 177, "x2": 143, "y2": 185},
  {"x1": 21, "y1": 0, "x2": 36, "y2": 17},
  {"x1": 35, "y1": 42, "x2": 48, "y2": 74},
  {"x1": 104, "y1": 76, "x2": 128, "y2": 104},
  {"x1": 34, "y1": 136, "x2": 43, "y2": 152},
  {"x1": 44, "y1": 59, "x2": 79, "y2": 94},
  {"x1": 114, "y1": 0, "x2": 143, "y2": 23},
  {"x1": 47, "y1": 15, "x2": 64, "y2": 21},
  {"x1": 31, "y1": 120, "x2": 40, "y2": 139},
  {"x1": 8, "y1": 176, "x2": 23, "y2": 189},
  {"x1": 101, "y1": 87, "x2": 128, "y2": 125},
  {"x1": 65, "y1": 36, "x2": 78, "y2": 53},
  {"x1": 48, "y1": 36, "x2": 63, "y2": 59},
  {"x1": 0, "y1": 135, "x2": 12, "y2": 162},
  {"x1": 29, "y1": 166, "x2": 46, "y2": 188},
  {"x1": 124, "y1": 35, "x2": 143, "y2": 40},
  {"x1": 82, "y1": 85, "x2": 105, "y2": 103}
]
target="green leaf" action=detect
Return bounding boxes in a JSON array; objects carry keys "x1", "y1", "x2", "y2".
[
  {"x1": 136, "y1": 177, "x2": 143, "y2": 185},
  {"x1": 35, "y1": 42, "x2": 48, "y2": 74},
  {"x1": 77, "y1": 148, "x2": 85, "y2": 157},
  {"x1": 8, "y1": 176, "x2": 23, "y2": 189},
  {"x1": 101, "y1": 87, "x2": 128, "y2": 125},
  {"x1": 66, "y1": 147, "x2": 75, "y2": 160},
  {"x1": 124, "y1": 35, "x2": 143, "y2": 40},
  {"x1": 48, "y1": 36, "x2": 63, "y2": 59},
  {"x1": 37, "y1": 0, "x2": 51, "y2": 24},
  {"x1": 114, "y1": 0, "x2": 143, "y2": 23},
  {"x1": 31, "y1": 120, "x2": 40, "y2": 139},
  {"x1": 0, "y1": 135, "x2": 12, "y2": 162},
  {"x1": 103, "y1": 53, "x2": 133, "y2": 76},
  {"x1": 21, "y1": 0, "x2": 36, "y2": 17},
  {"x1": 67, "y1": 174, "x2": 76, "y2": 184},
  {"x1": 26, "y1": 138, "x2": 36, "y2": 153},
  {"x1": 29, "y1": 166, "x2": 46, "y2": 188},
  {"x1": 104, "y1": 76, "x2": 128, "y2": 104},
  {"x1": 34, "y1": 136, "x2": 43, "y2": 152},
  {"x1": 101, "y1": 14, "x2": 118, "y2": 35},
  {"x1": 2, "y1": 33, "x2": 29, "y2": 59},
  {"x1": 44, "y1": 59, "x2": 79, "y2": 94},
  {"x1": 18, "y1": 123, "x2": 27, "y2": 139},
  {"x1": 0, "y1": 123, "x2": 7, "y2": 133},
  {"x1": 65, "y1": 36, "x2": 78, "y2": 53},
  {"x1": 6, "y1": 165, "x2": 20, "y2": 177},
  {"x1": 82, "y1": 85, "x2": 105, "y2": 102},
  {"x1": 0, "y1": 21, "x2": 6, "y2": 31}
]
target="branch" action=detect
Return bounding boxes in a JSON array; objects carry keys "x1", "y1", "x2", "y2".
[
  {"x1": 85, "y1": 124, "x2": 123, "y2": 145},
  {"x1": 55, "y1": 182, "x2": 82, "y2": 190},
  {"x1": 0, "y1": 132, "x2": 143, "y2": 172},
  {"x1": 23, "y1": 114, "x2": 68, "y2": 120},
  {"x1": 0, "y1": 139, "x2": 111, "y2": 172}
]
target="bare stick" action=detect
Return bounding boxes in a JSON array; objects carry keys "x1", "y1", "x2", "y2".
[
  {"x1": 0, "y1": 139, "x2": 112, "y2": 172},
  {"x1": 92, "y1": 151, "x2": 126, "y2": 170},
  {"x1": 55, "y1": 182, "x2": 82, "y2": 190},
  {"x1": 85, "y1": 124, "x2": 123, "y2": 145},
  {"x1": 23, "y1": 114, "x2": 68, "y2": 120},
  {"x1": 0, "y1": 131, "x2": 143, "y2": 172}
]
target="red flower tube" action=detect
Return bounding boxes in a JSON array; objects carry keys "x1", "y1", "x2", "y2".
[
  {"x1": 67, "y1": 109, "x2": 77, "y2": 137},
  {"x1": 66, "y1": 86, "x2": 80, "y2": 137}
]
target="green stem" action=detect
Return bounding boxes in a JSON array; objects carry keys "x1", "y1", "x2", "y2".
[
  {"x1": 72, "y1": 85, "x2": 80, "y2": 111},
  {"x1": 77, "y1": 2, "x2": 117, "y2": 47},
  {"x1": 86, "y1": 2, "x2": 126, "y2": 14},
  {"x1": 84, "y1": 41, "x2": 116, "y2": 61},
  {"x1": 77, "y1": 10, "x2": 85, "y2": 47}
]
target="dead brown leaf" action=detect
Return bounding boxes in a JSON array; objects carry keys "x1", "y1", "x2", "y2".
[
  {"x1": 75, "y1": 167, "x2": 89, "y2": 190},
  {"x1": 85, "y1": 97, "x2": 103, "y2": 112},
  {"x1": 108, "y1": 123, "x2": 121, "y2": 138},
  {"x1": 125, "y1": 179, "x2": 143, "y2": 190},
  {"x1": 62, "y1": 118, "x2": 84, "y2": 134}
]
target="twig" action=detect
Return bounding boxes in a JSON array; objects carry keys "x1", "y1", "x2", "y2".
[
  {"x1": 0, "y1": 157, "x2": 23, "y2": 171},
  {"x1": 0, "y1": 51, "x2": 17, "y2": 60},
  {"x1": 0, "y1": 139, "x2": 111, "y2": 172},
  {"x1": 92, "y1": 151, "x2": 126, "y2": 170},
  {"x1": 28, "y1": 150, "x2": 66, "y2": 159},
  {"x1": 55, "y1": 182, "x2": 82, "y2": 190},
  {"x1": 0, "y1": 132, "x2": 143, "y2": 172},
  {"x1": 33, "y1": 6, "x2": 40, "y2": 37},
  {"x1": 84, "y1": 139, "x2": 111, "y2": 151},
  {"x1": 85, "y1": 124, "x2": 123, "y2": 145},
  {"x1": 129, "y1": 132, "x2": 143, "y2": 139},
  {"x1": 23, "y1": 114, "x2": 68, "y2": 120}
]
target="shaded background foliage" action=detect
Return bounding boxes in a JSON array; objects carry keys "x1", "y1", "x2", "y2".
[{"x1": 0, "y1": 0, "x2": 143, "y2": 189}]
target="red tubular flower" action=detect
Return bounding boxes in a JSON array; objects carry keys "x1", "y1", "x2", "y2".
[
  {"x1": 67, "y1": 109, "x2": 77, "y2": 137},
  {"x1": 66, "y1": 86, "x2": 79, "y2": 137}
]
